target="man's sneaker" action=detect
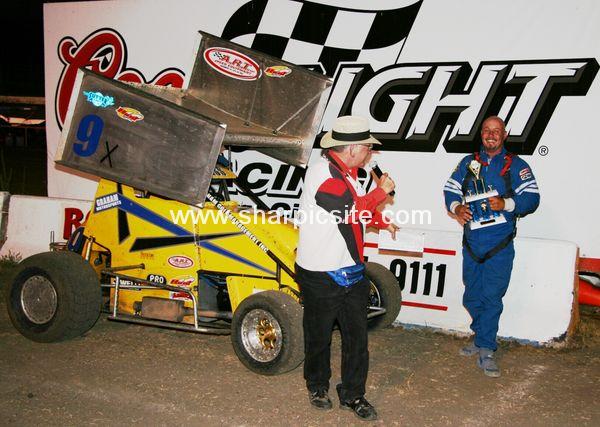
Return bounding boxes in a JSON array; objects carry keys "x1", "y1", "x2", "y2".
[
  {"x1": 308, "y1": 389, "x2": 332, "y2": 410},
  {"x1": 336, "y1": 384, "x2": 377, "y2": 421},
  {"x1": 459, "y1": 342, "x2": 480, "y2": 356},
  {"x1": 477, "y1": 348, "x2": 501, "y2": 378}
]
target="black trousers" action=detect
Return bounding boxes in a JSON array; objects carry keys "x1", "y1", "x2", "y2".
[{"x1": 295, "y1": 264, "x2": 370, "y2": 401}]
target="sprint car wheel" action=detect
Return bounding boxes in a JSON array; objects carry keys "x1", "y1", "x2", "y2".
[
  {"x1": 366, "y1": 262, "x2": 402, "y2": 330},
  {"x1": 231, "y1": 290, "x2": 304, "y2": 375},
  {"x1": 5, "y1": 251, "x2": 102, "y2": 342}
]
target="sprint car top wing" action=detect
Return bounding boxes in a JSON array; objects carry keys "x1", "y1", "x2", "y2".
[{"x1": 55, "y1": 31, "x2": 332, "y2": 206}]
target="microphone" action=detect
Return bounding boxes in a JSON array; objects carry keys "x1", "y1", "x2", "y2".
[{"x1": 369, "y1": 161, "x2": 395, "y2": 196}]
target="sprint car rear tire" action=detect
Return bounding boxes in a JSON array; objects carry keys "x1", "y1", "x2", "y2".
[
  {"x1": 231, "y1": 290, "x2": 304, "y2": 376},
  {"x1": 5, "y1": 251, "x2": 102, "y2": 342},
  {"x1": 366, "y1": 262, "x2": 402, "y2": 330}
]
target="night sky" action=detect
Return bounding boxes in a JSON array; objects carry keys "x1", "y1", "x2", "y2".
[
  {"x1": 1, "y1": 2, "x2": 46, "y2": 96},
  {"x1": 1, "y1": 1, "x2": 85, "y2": 97}
]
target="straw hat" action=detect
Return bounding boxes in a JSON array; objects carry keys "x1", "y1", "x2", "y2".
[{"x1": 320, "y1": 116, "x2": 381, "y2": 148}]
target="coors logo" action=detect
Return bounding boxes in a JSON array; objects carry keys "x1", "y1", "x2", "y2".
[{"x1": 55, "y1": 28, "x2": 184, "y2": 128}]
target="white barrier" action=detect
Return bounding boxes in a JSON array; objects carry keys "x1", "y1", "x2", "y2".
[
  {"x1": 0, "y1": 191, "x2": 10, "y2": 247},
  {"x1": 365, "y1": 229, "x2": 577, "y2": 346},
  {"x1": 0, "y1": 195, "x2": 91, "y2": 259},
  {"x1": 0, "y1": 195, "x2": 577, "y2": 345}
]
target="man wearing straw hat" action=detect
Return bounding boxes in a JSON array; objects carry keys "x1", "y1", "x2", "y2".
[{"x1": 295, "y1": 115, "x2": 397, "y2": 421}]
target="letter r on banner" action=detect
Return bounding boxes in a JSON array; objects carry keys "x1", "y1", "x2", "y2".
[{"x1": 63, "y1": 207, "x2": 84, "y2": 239}]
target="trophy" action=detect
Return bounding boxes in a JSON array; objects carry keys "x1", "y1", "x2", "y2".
[{"x1": 464, "y1": 160, "x2": 506, "y2": 229}]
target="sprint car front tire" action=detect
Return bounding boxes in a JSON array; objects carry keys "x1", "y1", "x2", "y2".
[
  {"x1": 366, "y1": 261, "x2": 402, "y2": 330},
  {"x1": 231, "y1": 290, "x2": 304, "y2": 376},
  {"x1": 5, "y1": 251, "x2": 102, "y2": 342}
]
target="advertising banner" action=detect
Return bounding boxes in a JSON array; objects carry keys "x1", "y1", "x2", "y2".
[
  {"x1": 44, "y1": 0, "x2": 600, "y2": 257},
  {"x1": 40, "y1": 0, "x2": 600, "y2": 342}
]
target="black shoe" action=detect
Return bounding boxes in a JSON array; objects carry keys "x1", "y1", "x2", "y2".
[
  {"x1": 336, "y1": 385, "x2": 377, "y2": 421},
  {"x1": 308, "y1": 389, "x2": 332, "y2": 410}
]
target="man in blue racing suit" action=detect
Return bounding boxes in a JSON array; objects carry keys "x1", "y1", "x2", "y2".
[{"x1": 443, "y1": 116, "x2": 540, "y2": 377}]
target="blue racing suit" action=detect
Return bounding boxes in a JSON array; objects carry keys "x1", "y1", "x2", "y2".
[{"x1": 444, "y1": 147, "x2": 540, "y2": 350}]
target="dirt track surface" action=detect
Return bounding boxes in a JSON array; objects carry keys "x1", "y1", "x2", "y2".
[{"x1": 1, "y1": 285, "x2": 599, "y2": 426}]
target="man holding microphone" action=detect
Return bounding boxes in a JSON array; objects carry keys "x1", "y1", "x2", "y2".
[{"x1": 295, "y1": 116, "x2": 397, "y2": 421}]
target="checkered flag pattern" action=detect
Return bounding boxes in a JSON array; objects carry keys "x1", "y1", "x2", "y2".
[{"x1": 222, "y1": 0, "x2": 422, "y2": 76}]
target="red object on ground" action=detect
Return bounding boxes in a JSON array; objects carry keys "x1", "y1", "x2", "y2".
[{"x1": 579, "y1": 279, "x2": 600, "y2": 307}]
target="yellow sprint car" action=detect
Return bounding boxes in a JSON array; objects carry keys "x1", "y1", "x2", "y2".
[{"x1": 5, "y1": 32, "x2": 401, "y2": 375}]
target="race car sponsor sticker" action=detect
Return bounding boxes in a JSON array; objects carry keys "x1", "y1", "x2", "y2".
[
  {"x1": 83, "y1": 91, "x2": 114, "y2": 108},
  {"x1": 265, "y1": 65, "x2": 292, "y2": 78},
  {"x1": 146, "y1": 274, "x2": 166, "y2": 284},
  {"x1": 116, "y1": 106, "x2": 144, "y2": 122},
  {"x1": 170, "y1": 275, "x2": 195, "y2": 287},
  {"x1": 167, "y1": 255, "x2": 194, "y2": 269},
  {"x1": 94, "y1": 192, "x2": 121, "y2": 212},
  {"x1": 169, "y1": 275, "x2": 195, "y2": 300},
  {"x1": 203, "y1": 47, "x2": 260, "y2": 81},
  {"x1": 109, "y1": 277, "x2": 139, "y2": 290},
  {"x1": 519, "y1": 167, "x2": 532, "y2": 180}
]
